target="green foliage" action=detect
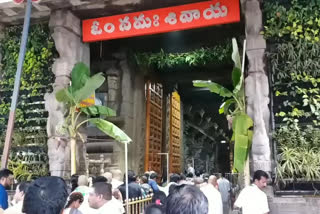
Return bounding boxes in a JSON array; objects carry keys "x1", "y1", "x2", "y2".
[
  {"x1": 80, "y1": 106, "x2": 116, "y2": 117},
  {"x1": 275, "y1": 125, "x2": 320, "y2": 181},
  {"x1": 135, "y1": 41, "x2": 232, "y2": 69},
  {"x1": 56, "y1": 62, "x2": 132, "y2": 143},
  {"x1": 265, "y1": 0, "x2": 320, "y2": 183},
  {"x1": 0, "y1": 24, "x2": 55, "y2": 134},
  {"x1": 264, "y1": 0, "x2": 320, "y2": 43},
  {"x1": 268, "y1": 37, "x2": 320, "y2": 126},
  {"x1": 233, "y1": 114, "x2": 253, "y2": 172},
  {"x1": 88, "y1": 118, "x2": 131, "y2": 143},
  {"x1": 8, "y1": 160, "x2": 49, "y2": 182},
  {"x1": 0, "y1": 130, "x2": 47, "y2": 148},
  {"x1": 193, "y1": 81, "x2": 233, "y2": 98},
  {"x1": 0, "y1": 24, "x2": 53, "y2": 179},
  {"x1": 193, "y1": 38, "x2": 252, "y2": 172}
]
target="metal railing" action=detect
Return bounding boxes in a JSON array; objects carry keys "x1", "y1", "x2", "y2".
[{"x1": 123, "y1": 195, "x2": 153, "y2": 214}]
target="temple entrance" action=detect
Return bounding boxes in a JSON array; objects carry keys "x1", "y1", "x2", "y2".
[{"x1": 86, "y1": 0, "x2": 244, "y2": 175}]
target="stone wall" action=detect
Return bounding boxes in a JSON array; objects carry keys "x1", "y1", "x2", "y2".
[
  {"x1": 91, "y1": 50, "x2": 146, "y2": 174},
  {"x1": 265, "y1": 187, "x2": 320, "y2": 214}
]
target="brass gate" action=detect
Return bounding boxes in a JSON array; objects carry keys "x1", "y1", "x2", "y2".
[{"x1": 169, "y1": 91, "x2": 181, "y2": 173}]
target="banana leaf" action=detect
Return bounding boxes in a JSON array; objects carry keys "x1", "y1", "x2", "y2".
[
  {"x1": 56, "y1": 88, "x2": 75, "y2": 105},
  {"x1": 70, "y1": 62, "x2": 90, "y2": 93},
  {"x1": 88, "y1": 118, "x2": 132, "y2": 143},
  {"x1": 234, "y1": 135, "x2": 249, "y2": 172},
  {"x1": 73, "y1": 72, "x2": 105, "y2": 103},
  {"x1": 231, "y1": 38, "x2": 243, "y2": 95},
  {"x1": 80, "y1": 105, "x2": 116, "y2": 117},
  {"x1": 219, "y1": 98, "x2": 236, "y2": 115},
  {"x1": 193, "y1": 80, "x2": 233, "y2": 98},
  {"x1": 233, "y1": 113, "x2": 253, "y2": 172}
]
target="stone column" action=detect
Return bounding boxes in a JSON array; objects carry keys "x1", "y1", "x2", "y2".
[
  {"x1": 45, "y1": 10, "x2": 90, "y2": 178},
  {"x1": 244, "y1": 0, "x2": 271, "y2": 173}
]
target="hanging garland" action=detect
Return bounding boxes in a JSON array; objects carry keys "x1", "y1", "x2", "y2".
[{"x1": 135, "y1": 41, "x2": 232, "y2": 69}]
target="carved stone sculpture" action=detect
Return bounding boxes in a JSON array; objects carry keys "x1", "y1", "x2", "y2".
[
  {"x1": 46, "y1": 10, "x2": 89, "y2": 177},
  {"x1": 245, "y1": 0, "x2": 272, "y2": 173}
]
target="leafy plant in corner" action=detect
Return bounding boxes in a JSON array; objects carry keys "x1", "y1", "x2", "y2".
[
  {"x1": 55, "y1": 63, "x2": 132, "y2": 175},
  {"x1": 193, "y1": 38, "x2": 253, "y2": 172},
  {"x1": 275, "y1": 125, "x2": 320, "y2": 183}
]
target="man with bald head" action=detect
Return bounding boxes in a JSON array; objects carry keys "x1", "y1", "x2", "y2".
[
  {"x1": 209, "y1": 175, "x2": 219, "y2": 189},
  {"x1": 111, "y1": 169, "x2": 123, "y2": 190},
  {"x1": 200, "y1": 175, "x2": 223, "y2": 214}
]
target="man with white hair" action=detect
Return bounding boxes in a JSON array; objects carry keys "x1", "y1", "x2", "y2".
[
  {"x1": 200, "y1": 175, "x2": 223, "y2": 214},
  {"x1": 103, "y1": 172, "x2": 112, "y2": 183}
]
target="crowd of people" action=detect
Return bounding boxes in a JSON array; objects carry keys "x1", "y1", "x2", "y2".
[{"x1": 0, "y1": 167, "x2": 270, "y2": 214}]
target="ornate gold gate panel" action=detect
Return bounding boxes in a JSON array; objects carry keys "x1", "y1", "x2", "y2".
[
  {"x1": 169, "y1": 91, "x2": 181, "y2": 173},
  {"x1": 144, "y1": 82, "x2": 163, "y2": 174}
]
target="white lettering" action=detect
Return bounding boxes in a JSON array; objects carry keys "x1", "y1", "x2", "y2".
[
  {"x1": 165, "y1": 12, "x2": 177, "y2": 25},
  {"x1": 119, "y1": 16, "x2": 132, "y2": 31},
  {"x1": 153, "y1": 15, "x2": 160, "y2": 27},
  {"x1": 203, "y1": 2, "x2": 228, "y2": 20},
  {"x1": 133, "y1": 14, "x2": 152, "y2": 29},
  {"x1": 91, "y1": 21, "x2": 102, "y2": 35},
  {"x1": 180, "y1": 10, "x2": 200, "y2": 23},
  {"x1": 104, "y1": 23, "x2": 115, "y2": 33}
]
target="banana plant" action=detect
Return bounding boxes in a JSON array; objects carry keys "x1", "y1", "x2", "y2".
[
  {"x1": 193, "y1": 38, "x2": 253, "y2": 172},
  {"x1": 55, "y1": 62, "x2": 132, "y2": 175}
]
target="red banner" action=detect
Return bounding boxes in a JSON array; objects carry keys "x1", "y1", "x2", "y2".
[{"x1": 82, "y1": 0, "x2": 240, "y2": 42}]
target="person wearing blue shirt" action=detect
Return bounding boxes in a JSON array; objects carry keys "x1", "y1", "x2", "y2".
[
  {"x1": 148, "y1": 173, "x2": 159, "y2": 193},
  {"x1": 0, "y1": 168, "x2": 14, "y2": 212}
]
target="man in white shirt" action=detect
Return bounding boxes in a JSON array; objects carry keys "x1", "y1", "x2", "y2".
[
  {"x1": 4, "y1": 182, "x2": 30, "y2": 214},
  {"x1": 234, "y1": 170, "x2": 270, "y2": 214},
  {"x1": 217, "y1": 173, "x2": 231, "y2": 214},
  {"x1": 88, "y1": 182, "x2": 124, "y2": 214},
  {"x1": 200, "y1": 175, "x2": 223, "y2": 214}
]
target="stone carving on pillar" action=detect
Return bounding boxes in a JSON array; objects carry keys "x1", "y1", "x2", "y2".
[
  {"x1": 244, "y1": 0, "x2": 271, "y2": 173},
  {"x1": 45, "y1": 10, "x2": 89, "y2": 177}
]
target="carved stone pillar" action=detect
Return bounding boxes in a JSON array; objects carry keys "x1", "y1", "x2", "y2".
[
  {"x1": 45, "y1": 10, "x2": 90, "y2": 178},
  {"x1": 244, "y1": 0, "x2": 271, "y2": 173}
]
